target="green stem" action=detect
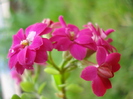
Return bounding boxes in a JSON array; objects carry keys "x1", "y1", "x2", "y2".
[{"x1": 48, "y1": 52, "x2": 60, "y2": 71}]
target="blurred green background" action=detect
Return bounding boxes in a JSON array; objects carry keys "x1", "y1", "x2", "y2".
[{"x1": 0, "y1": 0, "x2": 133, "y2": 99}]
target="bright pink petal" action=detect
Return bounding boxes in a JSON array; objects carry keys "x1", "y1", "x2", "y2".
[
  {"x1": 59, "y1": 16, "x2": 67, "y2": 28},
  {"x1": 105, "y1": 53, "x2": 121, "y2": 65},
  {"x1": 100, "y1": 77, "x2": 112, "y2": 89},
  {"x1": 70, "y1": 44, "x2": 87, "y2": 60},
  {"x1": 92, "y1": 76, "x2": 106, "y2": 96},
  {"x1": 12, "y1": 29, "x2": 25, "y2": 46},
  {"x1": 35, "y1": 51, "x2": 47, "y2": 63},
  {"x1": 50, "y1": 36, "x2": 72, "y2": 51},
  {"x1": 67, "y1": 24, "x2": 79, "y2": 34},
  {"x1": 112, "y1": 63, "x2": 121, "y2": 72},
  {"x1": 105, "y1": 29, "x2": 115, "y2": 35},
  {"x1": 52, "y1": 28, "x2": 67, "y2": 36},
  {"x1": 8, "y1": 53, "x2": 18, "y2": 69},
  {"x1": 41, "y1": 38, "x2": 53, "y2": 51},
  {"x1": 29, "y1": 36, "x2": 43, "y2": 50},
  {"x1": 96, "y1": 47, "x2": 107, "y2": 65},
  {"x1": 80, "y1": 66, "x2": 97, "y2": 81},
  {"x1": 25, "y1": 23, "x2": 47, "y2": 36},
  {"x1": 15, "y1": 63, "x2": 25, "y2": 74},
  {"x1": 17, "y1": 47, "x2": 36, "y2": 66},
  {"x1": 75, "y1": 35, "x2": 94, "y2": 44},
  {"x1": 40, "y1": 27, "x2": 52, "y2": 35}
]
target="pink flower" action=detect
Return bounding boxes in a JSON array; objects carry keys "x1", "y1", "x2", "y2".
[
  {"x1": 11, "y1": 70, "x2": 22, "y2": 84},
  {"x1": 50, "y1": 16, "x2": 96, "y2": 60},
  {"x1": 84, "y1": 22, "x2": 116, "y2": 53},
  {"x1": 8, "y1": 23, "x2": 53, "y2": 74},
  {"x1": 80, "y1": 47, "x2": 121, "y2": 96}
]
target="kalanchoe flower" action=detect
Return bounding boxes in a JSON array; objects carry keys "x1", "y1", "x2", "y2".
[
  {"x1": 50, "y1": 16, "x2": 96, "y2": 60},
  {"x1": 8, "y1": 23, "x2": 53, "y2": 74},
  {"x1": 84, "y1": 22, "x2": 116, "y2": 53},
  {"x1": 80, "y1": 46, "x2": 121, "y2": 96}
]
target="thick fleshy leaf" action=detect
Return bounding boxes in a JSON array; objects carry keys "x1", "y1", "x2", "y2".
[
  {"x1": 25, "y1": 23, "x2": 47, "y2": 36},
  {"x1": 35, "y1": 51, "x2": 47, "y2": 63},
  {"x1": 29, "y1": 36, "x2": 43, "y2": 50},
  {"x1": 92, "y1": 76, "x2": 106, "y2": 96},
  {"x1": 96, "y1": 47, "x2": 107, "y2": 65},
  {"x1": 70, "y1": 44, "x2": 87, "y2": 60},
  {"x1": 8, "y1": 53, "x2": 18, "y2": 69},
  {"x1": 17, "y1": 47, "x2": 36, "y2": 66},
  {"x1": 80, "y1": 66, "x2": 97, "y2": 81}
]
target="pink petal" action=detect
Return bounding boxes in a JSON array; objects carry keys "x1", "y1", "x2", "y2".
[
  {"x1": 25, "y1": 23, "x2": 47, "y2": 36},
  {"x1": 39, "y1": 27, "x2": 52, "y2": 35},
  {"x1": 23, "y1": 65, "x2": 33, "y2": 70},
  {"x1": 112, "y1": 63, "x2": 120, "y2": 72},
  {"x1": 59, "y1": 16, "x2": 67, "y2": 28},
  {"x1": 80, "y1": 66, "x2": 97, "y2": 81},
  {"x1": 100, "y1": 77, "x2": 112, "y2": 89},
  {"x1": 96, "y1": 46, "x2": 107, "y2": 65},
  {"x1": 35, "y1": 51, "x2": 48, "y2": 63},
  {"x1": 105, "y1": 53, "x2": 121, "y2": 65},
  {"x1": 78, "y1": 29, "x2": 92, "y2": 36},
  {"x1": 75, "y1": 35, "x2": 93, "y2": 44},
  {"x1": 70, "y1": 44, "x2": 87, "y2": 60},
  {"x1": 8, "y1": 53, "x2": 18, "y2": 69},
  {"x1": 50, "y1": 36, "x2": 72, "y2": 51},
  {"x1": 67, "y1": 24, "x2": 79, "y2": 34},
  {"x1": 17, "y1": 47, "x2": 36, "y2": 66},
  {"x1": 12, "y1": 29, "x2": 25, "y2": 46},
  {"x1": 92, "y1": 76, "x2": 106, "y2": 96},
  {"x1": 29, "y1": 36, "x2": 43, "y2": 50},
  {"x1": 41, "y1": 38, "x2": 53, "y2": 51},
  {"x1": 15, "y1": 62, "x2": 25, "y2": 74},
  {"x1": 52, "y1": 28, "x2": 67, "y2": 36},
  {"x1": 105, "y1": 29, "x2": 115, "y2": 35}
]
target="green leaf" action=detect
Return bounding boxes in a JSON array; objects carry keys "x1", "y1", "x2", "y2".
[
  {"x1": 38, "y1": 82, "x2": 46, "y2": 95},
  {"x1": 66, "y1": 84, "x2": 83, "y2": 93},
  {"x1": 40, "y1": 96, "x2": 47, "y2": 99},
  {"x1": 44, "y1": 67, "x2": 60, "y2": 75},
  {"x1": 21, "y1": 93, "x2": 36, "y2": 99},
  {"x1": 21, "y1": 93, "x2": 31, "y2": 99},
  {"x1": 20, "y1": 82, "x2": 34, "y2": 92},
  {"x1": 11, "y1": 94, "x2": 21, "y2": 99},
  {"x1": 52, "y1": 75, "x2": 62, "y2": 90}
]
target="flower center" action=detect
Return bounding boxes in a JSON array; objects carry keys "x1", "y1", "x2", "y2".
[
  {"x1": 20, "y1": 40, "x2": 29, "y2": 46},
  {"x1": 97, "y1": 63, "x2": 114, "y2": 78},
  {"x1": 70, "y1": 31, "x2": 75, "y2": 41}
]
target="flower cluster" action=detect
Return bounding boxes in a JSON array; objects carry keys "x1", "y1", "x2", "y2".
[{"x1": 8, "y1": 15, "x2": 121, "y2": 97}]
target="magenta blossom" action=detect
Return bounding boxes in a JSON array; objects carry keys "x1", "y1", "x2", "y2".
[
  {"x1": 11, "y1": 70, "x2": 22, "y2": 84},
  {"x1": 50, "y1": 16, "x2": 96, "y2": 60},
  {"x1": 8, "y1": 23, "x2": 53, "y2": 74},
  {"x1": 84, "y1": 22, "x2": 116, "y2": 53},
  {"x1": 80, "y1": 46, "x2": 121, "y2": 96}
]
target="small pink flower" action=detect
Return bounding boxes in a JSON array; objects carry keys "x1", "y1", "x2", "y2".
[
  {"x1": 84, "y1": 22, "x2": 116, "y2": 53},
  {"x1": 11, "y1": 70, "x2": 22, "y2": 84},
  {"x1": 50, "y1": 16, "x2": 96, "y2": 60},
  {"x1": 80, "y1": 47, "x2": 121, "y2": 96},
  {"x1": 8, "y1": 23, "x2": 53, "y2": 74}
]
